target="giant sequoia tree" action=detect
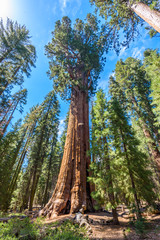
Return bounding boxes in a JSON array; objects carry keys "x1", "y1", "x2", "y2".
[{"x1": 40, "y1": 15, "x2": 109, "y2": 218}]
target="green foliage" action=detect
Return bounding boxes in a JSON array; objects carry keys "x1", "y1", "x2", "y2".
[
  {"x1": 43, "y1": 220, "x2": 88, "y2": 240},
  {"x1": 89, "y1": 89, "x2": 117, "y2": 210},
  {"x1": 10, "y1": 91, "x2": 60, "y2": 211},
  {"x1": 89, "y1": 84, "x2": 156, "y2": 215},
  {"x1": 129, "y1": 217, "x2": 149, "y2": 236},
  {"x1": 0, "y1": 120, "x2": 23, "y2": 210},
  {"x1": 45, "y1": 14, "x2": 111, "y2": 99},
  {"x1": 143, "y1": 49, "x2": 160, "y2": 122},
  {"x1": 0, "y1": 18, "x2": 36, "y2": 101},
  {"x1": 113, "y1": 55, "x2": 160, "y2": 159},
  {"x1": 0, "y1": 218, "x2": 88, "y2": 240},
  {"x1": 90, "y1": 0, "x2": 160, "y2": 47},
  {"x1": 0, "y1": 218, "x2": 40, "y2": 240}
]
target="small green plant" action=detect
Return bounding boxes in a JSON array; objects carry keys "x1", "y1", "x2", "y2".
[
  {"x1": 134, "y1": 217, "x2": 149, "y2": 236},
  {"x1": 0, "y1": 218, "x2": 88, "y2": 240},
  {"x1": 125, "y1": 227, "x2": 131, "y2": 233},
  {"x1": 0, "y1": 217, "x2": 41, "y2": 240},
  {"x1": 43, "y1": 220, "x2": 88, "y2": 240}
]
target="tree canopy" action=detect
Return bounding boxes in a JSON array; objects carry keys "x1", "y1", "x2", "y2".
[
  {"x1": 90, "y1": 0, "x2": 160, "y2": 46},
  {"x1": 45, "y1": 14, "x2": 114, "y2": 99}
]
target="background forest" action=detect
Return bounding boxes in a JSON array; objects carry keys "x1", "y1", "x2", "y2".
[{"x1": 1, "y1": 0, "x2": 160, "y2": 239}]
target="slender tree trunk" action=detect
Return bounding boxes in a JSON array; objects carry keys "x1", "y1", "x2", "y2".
[
  {"x1": 103, "y1": 137, "x2": 119, "y2": 224},
  {"x1": 0, "y1": 66, "x2": 21, "y2": 96},
  {"x1": 128, "y1": 166, "x2": 141, "y2": 219},
  {"x1": 40, "y1": 86, "x2": 93, "y2": 218},
  {"x1": 1, "y1": 100, "x2": 19, "y2": 139},
  {"x1": 120, "y1": 128, "x2": 141, "y2": 219},
  {"x1": 29, "y1": 102, "x2": 52, "y2": 211},
  {"x1": 28, "y1": 136, "x2": 49, "y2": 211},
  {"x1": 0, "y1": 101, "x2": 13, "y2": 123},
  {"x1": 43, "y1": 167, "x2": 51, "y2": 206},
  {"x1": 42, "y1": 141, "x2": 55, "y2": 206},
  {"x1": 29, "y1": 169, "x2": 39, "y2": 211},
  {"x1": 21, "y1": 172, "x2": 32, "y2": 211},
  {"x1": 9, "y1": 150, "x2": 27, "y2": 195},
  {"x1": 9, "y1": 125, "x2": 35, "y2": 195},
  {"x1": 130, "y1": 2, "x2": 160, "y2": 32}
]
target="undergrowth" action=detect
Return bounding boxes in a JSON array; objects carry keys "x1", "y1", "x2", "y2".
[
  {"x1": 129, "y1": 216, "x2": 150, "y2": 238},
  {"x1": 0, "y1": 217, "x2": 88, "y2": 240}
]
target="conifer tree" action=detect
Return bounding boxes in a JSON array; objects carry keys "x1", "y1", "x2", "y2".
[
  {"x1": 0, "y1": 120, "x2": 22, "y2": 210},
  {"x1": 27, "y1": 91, "x2": 59, "y2": 211},
  {"x1": 108, "y1": 94, "x2": 155, "y2": 218},
  {"x1": 0, "y1": 18, "x2": 36, "y2": 112},
  {"x1": 0, "y1": 89, "x2": 27, "y2": 139},
  {"x1": 40, "y1": 14, "x2": 111, "y2": 217},
  {"x1": 8, "y1": 106, "x2": 41, "y2": 200},
  {"x1": 143, "y1": 49, "x2": 160, "y2": 122},
  {"x1": 113, "y1": 57, "x2": 160, "y2": 174},
  {"x1": 10, "y1": 92, "x2": 59, "y2": 211},
  {"x1": 34, "y1": 141, "x2": 62, "y2": 207},
  {"x1": 89, "y1": 89, "x2": 119, "y2": 224}
]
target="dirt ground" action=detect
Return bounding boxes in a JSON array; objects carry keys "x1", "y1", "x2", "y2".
[{"x1": 44, "y1": 211, "x2": 160, "y2": 240}]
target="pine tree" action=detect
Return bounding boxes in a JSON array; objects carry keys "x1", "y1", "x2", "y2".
[
  {"x1": 0, "y1": 18, "x2": 36, "y2": 102},
  {"x1": 108, "y1": 95, "x2": 155, "y2": 218},
  {"x1": 34, "y1": 141, "x2": 61, "y2": 207},
  {"x1": 0, "y1": 89, "x2": 27, "y2": 139},
  {"x1": 8, "y1": 105, "x2": 41, "y2": 201},
  {"x1": 10, "y1": 92, "x2": 59, "y2": 211},
  {"x1": 113, "y1": 57, "x2": 160, "y2": 175},
  {"x1": 0, "y1": 120, "x2": 22, "y2": 210},
  {"x1": 27, "y1": 91, "x2": 59, "y2": 211},
  {"x1": 89, "y1": 89, "x2": 119, "y2": 224},
  {"x1": 143, "y1": 49, "x2": 160, "y2": 122},
  {"x1": 0, "y1": 18, "x2": 36, "y2": 65}
]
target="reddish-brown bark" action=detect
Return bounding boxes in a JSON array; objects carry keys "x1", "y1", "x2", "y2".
[{"x1": 40, "y1": 83, "x2": 93, "y2": 218}]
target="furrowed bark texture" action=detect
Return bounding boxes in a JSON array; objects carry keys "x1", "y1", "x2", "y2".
[
  {"x1": 40, "y1": 87, "x2": 93, "y2": 218},
  {"x1": 130, "y1": 2, "x2": 160, "y2": 33}
]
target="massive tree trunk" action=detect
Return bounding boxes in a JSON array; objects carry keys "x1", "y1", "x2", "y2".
[
  {"x1": 130, "y1": 2, "x2": 160, "y2": 32},
  {"x1": 40, "y1": 86, "x2": 93, "y2": 218}
]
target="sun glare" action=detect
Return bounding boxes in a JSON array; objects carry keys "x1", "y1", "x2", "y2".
[{"x1": 0, "y1": 0, "x2": 12, "y2": 20}]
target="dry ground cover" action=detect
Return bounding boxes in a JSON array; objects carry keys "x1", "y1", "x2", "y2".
[{"x1": 44, "y1": 211, "x2": 160, "y2": 240}]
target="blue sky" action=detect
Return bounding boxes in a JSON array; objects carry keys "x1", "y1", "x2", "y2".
[{"x1": 0, "y1": 0, "x2": 159, "y2": 135}]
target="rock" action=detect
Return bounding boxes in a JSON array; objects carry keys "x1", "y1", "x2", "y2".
[
  {"x1": 79, "y1": 219, "x2": 90, "y2": 228},
  {"x1": 74, "y1": 212, "x2": 83, "y2": 223},
  {"x1": 74, "y1": 211, "x2": 92, "y2": 236}
]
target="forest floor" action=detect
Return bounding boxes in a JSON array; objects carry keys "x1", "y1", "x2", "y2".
[{"x1": 44, "y1": 211, "x2": 160, "y2": 240}]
